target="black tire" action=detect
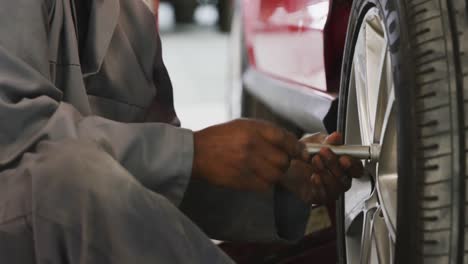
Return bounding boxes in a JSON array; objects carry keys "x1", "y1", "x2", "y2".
[
  {"x1": 337, "y1": 0, "x2": 467, "y2": 263},
  {"x1": 217, "y1": 0, "x2": 233, "y2": 32},
  {"x1": 173, "y1": 0, "x2": 197, "y2": 24}
]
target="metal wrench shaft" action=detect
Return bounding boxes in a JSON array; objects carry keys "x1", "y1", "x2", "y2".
[{"x1": 305, "y1": 143, "x2": 381, "y2": 161}]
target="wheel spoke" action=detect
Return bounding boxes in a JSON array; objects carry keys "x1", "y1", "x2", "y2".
[
  {"x1": 372, "y1": 48, "x2": 392, "y2": 143},
  {"x1": 346, "y1": 63, "x2": 365, "y2": 147},
  {"x1": 372, "y1": 208, "x2": 392, "y2": 264},
  {"x1": 359, "y1": 191, "x2": 379, "y2": 264},
  {"x1": 360, "y1": 207, "x2": 377, "y2": 264},
  {"x1": 378, "y1": 84, "x2": 395, "y2": 145},
  {"x1": 344, "y1": 176, "x2": 373, "y2": 231},
  {"x1": 353, "y1": 27, "x2": 372, "y2": 145},
  {"x1": 353, "y1": 10, "x2": 388, "y2": 145},
  {"x1": 364, "y1": 15, "x2": 387, "y2": 144},
  {"x1": 376, "y1": 88, "x2": 398, "y2": 239}
]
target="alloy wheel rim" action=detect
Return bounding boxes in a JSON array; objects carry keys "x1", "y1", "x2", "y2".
[{"x1": 344, "y1": 7, "x2": 398, "y2": 264}]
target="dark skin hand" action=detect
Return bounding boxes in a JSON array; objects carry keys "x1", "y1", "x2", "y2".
[
  {"x1": 192, "y1": 119, "x2": 364, "y2": 204},
  {"x1": 281, "y1": 132, "x2": 364, "y2": 204},
  {"x1": 192, "y1": 119, "x2": 309, "y2": 192}
]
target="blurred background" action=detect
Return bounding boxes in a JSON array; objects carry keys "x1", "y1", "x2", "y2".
[{"x1": 158, "y1": 1, "x2": 231, "y2": 131}]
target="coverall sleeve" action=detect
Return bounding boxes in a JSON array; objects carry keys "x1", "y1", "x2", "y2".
[{"x1": 0, "y1": 0, "x2": 193, "y2": 205}]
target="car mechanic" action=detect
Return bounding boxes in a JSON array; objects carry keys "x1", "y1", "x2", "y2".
[{"x1": 0, "y1": 0, "x2": 364, "y2": 263}]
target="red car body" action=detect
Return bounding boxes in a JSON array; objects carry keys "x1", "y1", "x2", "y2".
[
  {"x1": 237, "y1": 0, "x2": 351, "y2": 134},
  {"x1": 243, "y1": 0, "x2": 349, "y2": 93}
]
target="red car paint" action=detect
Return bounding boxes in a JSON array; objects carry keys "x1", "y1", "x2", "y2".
[{"x1": 242, "y1": 0, "x2": 350, "y2": 93}]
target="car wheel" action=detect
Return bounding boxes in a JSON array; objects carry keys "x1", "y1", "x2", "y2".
[
  {"x1": 337, "y1": 0, "x2": 467, "y2": 263},
  {"x1": 173, "y1": 0, "x2": 197, "y2": 23}
]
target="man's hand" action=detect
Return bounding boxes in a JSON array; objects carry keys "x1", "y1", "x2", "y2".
[
  {"x1": 192, "y1": 119, "x2": 308, "y2": 192},
  {"x1": 281, "y1": 132, "x2": 364, "y2": 204}
]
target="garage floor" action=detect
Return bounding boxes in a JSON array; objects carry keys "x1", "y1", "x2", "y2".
[{"x1": 159, "y1": 3, "x2": 230, "y2": 131}]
